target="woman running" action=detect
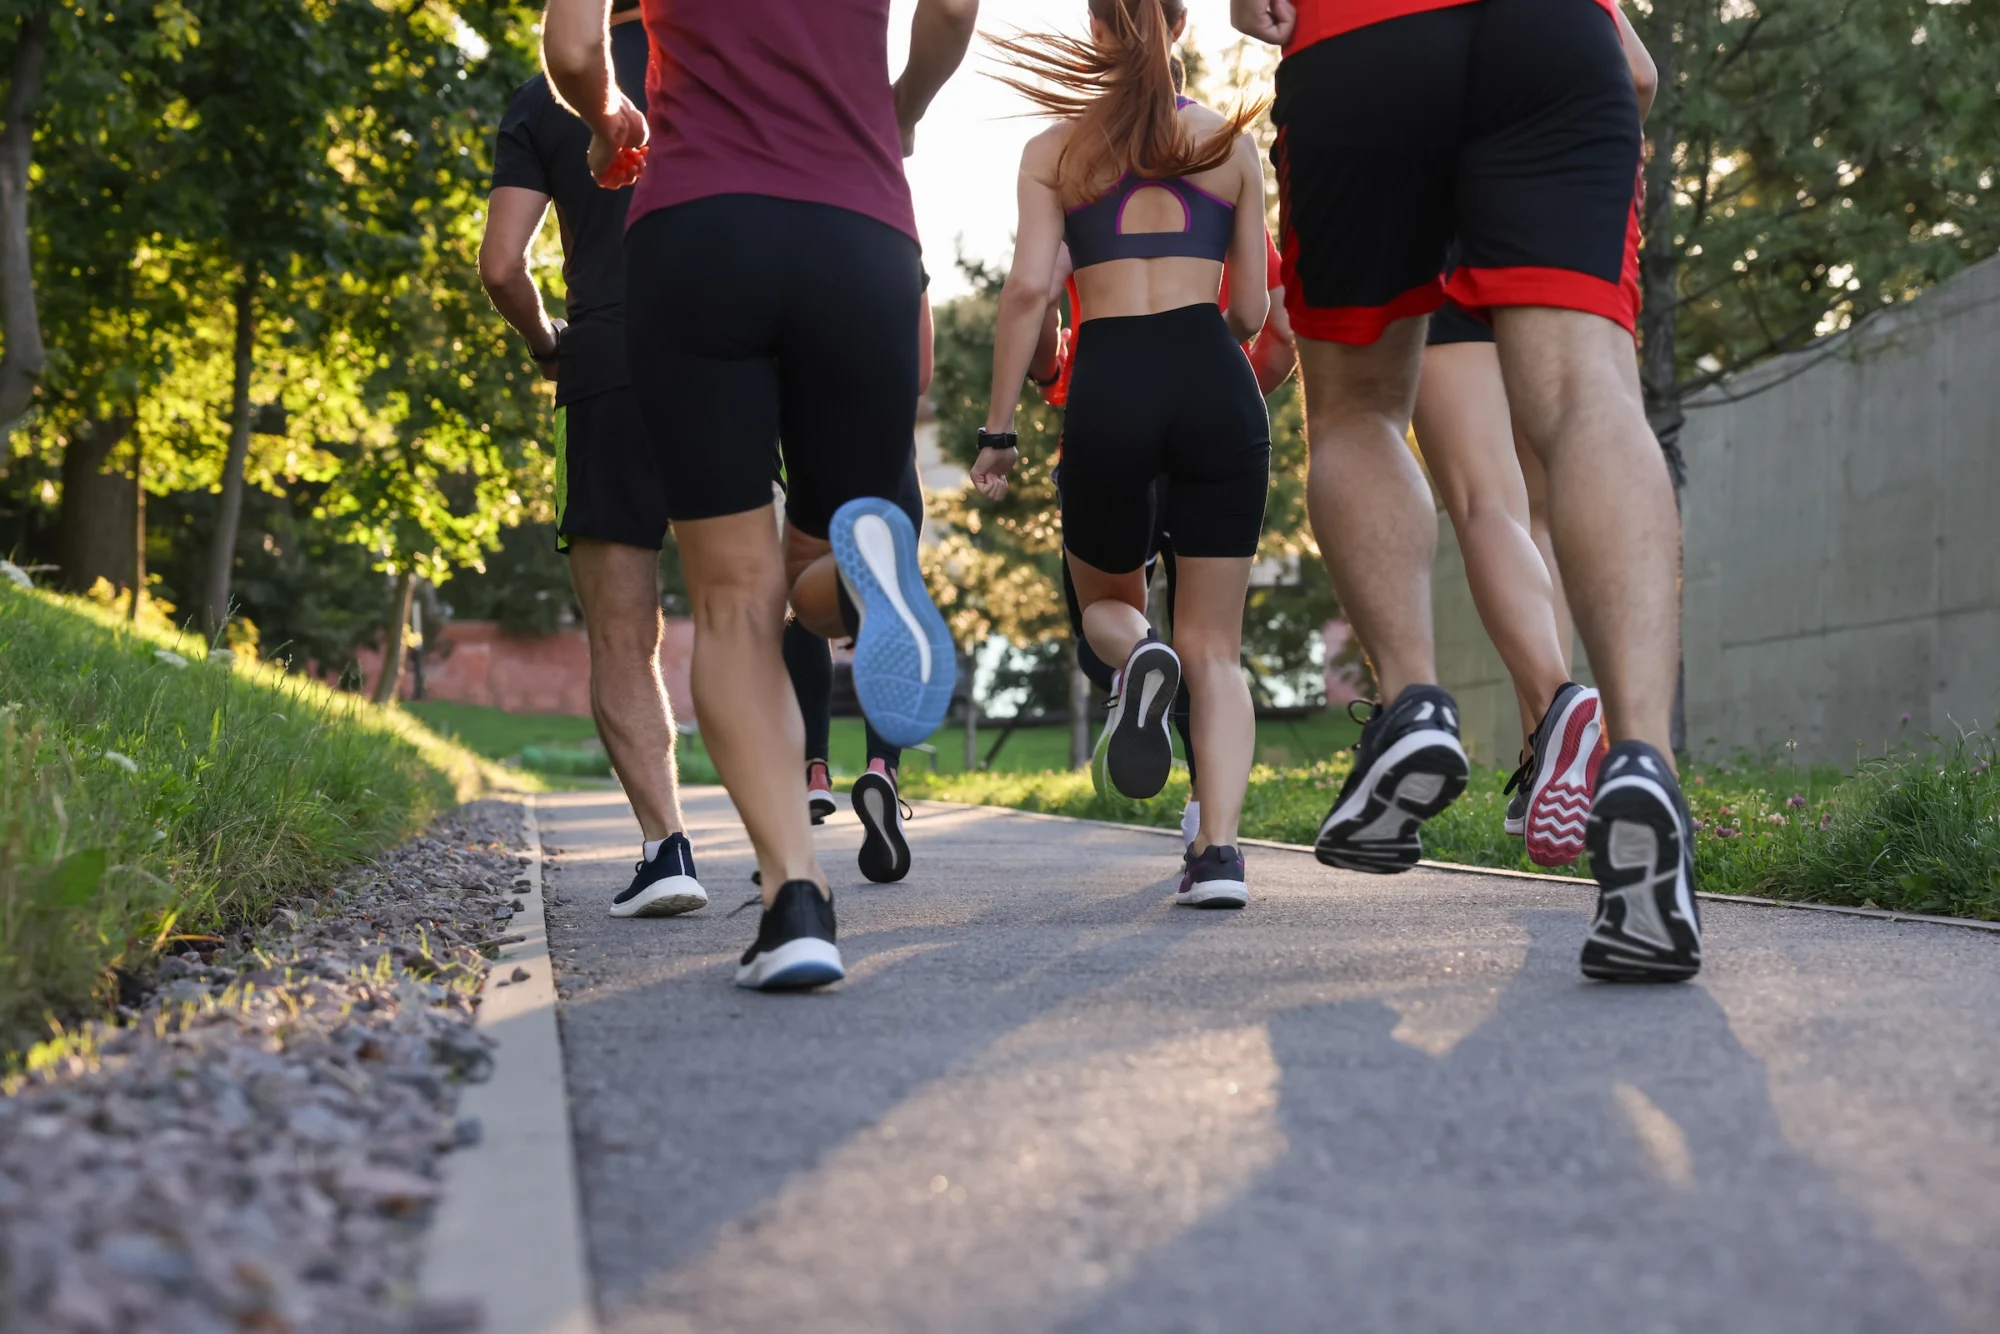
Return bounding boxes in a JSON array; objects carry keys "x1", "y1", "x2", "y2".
[
  {"x1": 974, "y1": 0, "x2": 1271, "y2": 907},
  {"x1": 545, "y1": 0, "x2": 977, "y2": 990},
  {"x1": 1032, "y1": 236, "x2": 1295, "y2": 855}
]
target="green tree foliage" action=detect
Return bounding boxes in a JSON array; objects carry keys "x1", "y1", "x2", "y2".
[
  {"x1": 1, "y1": 1, "x2": 558, "y2": 680},
  {"x1": 1633, "y1": 0, "x2": 2000, "y2": 466}
]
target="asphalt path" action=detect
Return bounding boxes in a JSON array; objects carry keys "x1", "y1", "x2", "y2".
[{"x1": 539, "y1": 785, "x2": 2000, "y2": 1334}]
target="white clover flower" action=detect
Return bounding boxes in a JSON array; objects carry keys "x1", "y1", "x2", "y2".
[
  {"x1": 208, "y1": 648, "x2": 236, "y2": 669},
  {"x1": 100, "y1": 751, "x2": 139, "y2": 774},
  {"x1": 154, "y1": 650, "x2": 189, "y2": 668},
  {"x1": 0, "y1": 560, "x2": 31, "y2": 590}
]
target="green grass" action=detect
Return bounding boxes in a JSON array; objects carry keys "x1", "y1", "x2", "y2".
[
  {"x1": 832, "y1": 713, "x2": 1363, "y2": 778},
  {"x1": 0, "y1": 588, "x2": 506, "y2": 1050},
  {"x1": 902, "y1": 723, "x2": 2000, "y2": 920}
]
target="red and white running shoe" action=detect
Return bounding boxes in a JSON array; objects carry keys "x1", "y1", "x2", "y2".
[{"x1": 1523, "y1": 683, "x2": 1606, "y2": 867}]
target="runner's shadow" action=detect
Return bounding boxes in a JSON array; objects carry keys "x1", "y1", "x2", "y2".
[{"x1": 1056, "y1": 908, "x2": 1955, "y2": 1334}]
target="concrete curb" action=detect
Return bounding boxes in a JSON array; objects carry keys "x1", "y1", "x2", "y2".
[
  {"x1": 419, "y1": 797, "x2": 598, "y2": 1334},
  {"x1": 910, "y1": 797, "x2": 2000, "y2": 936}
]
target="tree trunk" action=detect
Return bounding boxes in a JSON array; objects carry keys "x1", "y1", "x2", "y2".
[
  {"x1": 1637, "y1": 7, "x2": 1688, "y2": 753},
  {"x1": 371, "y1": 568, "x2": 416, "y2": 705},
  {"x1": 1637, "y1": 10, "x2": 1684, "y2": 490},
  {"x1": 961, "y1": 648, "x2": 978, "y2": 771},
  {"x1": 203, "y1": 267, "x2": 258, "y2": 642},
  {"x1": 0, "y1": 11, "x2": 49, "y2": 435},
  {"x1": 1068, "y1": 638, "x2": 1091, "y2": 770},
  {"x1": 54, "y1": 415, "x2": 135, "y2": 593},
  {"x1": 128, "y1": 435, "x2": 145, "y2": 620}
]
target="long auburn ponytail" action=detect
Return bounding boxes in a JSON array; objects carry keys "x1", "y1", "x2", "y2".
[{"x1": 990, "y1": 0, "x2": 1268, "y2": 208}]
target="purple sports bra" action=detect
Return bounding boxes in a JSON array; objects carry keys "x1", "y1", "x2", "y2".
[{"x1": 1063, "y1": 98, "x2": 1235, "y2": 271}]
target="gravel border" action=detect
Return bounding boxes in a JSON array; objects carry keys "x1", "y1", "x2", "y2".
[{"x1": 0, "y1": 799, "x2": 533, "y2": 1333}]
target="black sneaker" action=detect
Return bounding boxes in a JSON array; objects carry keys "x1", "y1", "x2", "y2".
[
  {"x1": 1096, "y1": 636, "x2": 1181, "y2": 800},
  {"x1": 1582, "y1": 741, "x2": 1702, "y2": 982},
  {"x1": 806, "y1": 760, "x2": 837, "y2": 826},
  {"x1": 608, "y1": 832, "x2": 708, "y2": 918},
  {"x1": 851, "y1": 760, "x2": 911, "y2": 883},
  {"x1": 1176, "y1": 844, "x2": 1247, "y2": 908},
  {"x1": 1315, "y1": 686, "x2": 1470, "y2": 874},
  {"x1": 735, "y1": 880, "x2": 844, "y2": 990}
]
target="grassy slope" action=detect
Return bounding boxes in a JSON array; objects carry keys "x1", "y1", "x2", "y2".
[{"x1": 0, "y1": 589, "x2": 508, "y2": 1047}]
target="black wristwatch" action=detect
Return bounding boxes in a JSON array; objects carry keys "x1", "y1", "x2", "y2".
[
  {"x1": 528, "y1": 322, "x2": 565, "y2": 365},
  {"x1": 977, "y1": 428, "x2": 1019, "y2": 453}
]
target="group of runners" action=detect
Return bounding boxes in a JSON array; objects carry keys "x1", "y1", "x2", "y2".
[{"x1": 480, "y1": 0, "x2": 1701, "y2": 993}]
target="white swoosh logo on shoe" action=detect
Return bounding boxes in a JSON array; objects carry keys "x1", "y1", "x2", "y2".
[{"x1": 854, "y1": 512, "x2": 930, "y2": 684}]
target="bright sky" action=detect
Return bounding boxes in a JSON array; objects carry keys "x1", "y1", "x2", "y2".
[{"x1": 888, "y1": 0, "x2": 1258, "y2": 299}]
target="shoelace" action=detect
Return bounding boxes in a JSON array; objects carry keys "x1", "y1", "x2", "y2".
[
  {"x1": 726, "y1": 893, "x2": 763, "y2": 919},
  {"x1": 1502, "y1": 753, "x2": 1535, "y2": 796},
  {"x1": 1346, "y1": 698, "x2": 1382, "y2": 726}
]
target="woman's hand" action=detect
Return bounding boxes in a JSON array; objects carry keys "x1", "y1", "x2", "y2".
[
  {"x1": 587, "y1": 95, "x2": 650, "y2": 187},
  {"x1": 970, "y1": 445, "x2": 1020, "y2": 502}
]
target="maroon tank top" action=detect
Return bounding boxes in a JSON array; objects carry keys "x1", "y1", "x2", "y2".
[{"x1": 628, "y1": 0, "x2": 916, "y2": 242}]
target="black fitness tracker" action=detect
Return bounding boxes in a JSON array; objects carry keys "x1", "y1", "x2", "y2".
[{"x1": 977, "y1": 428, "x2": 1019, "y2": 452}]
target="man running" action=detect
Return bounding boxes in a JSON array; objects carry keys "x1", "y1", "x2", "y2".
[
  {"x1": 1233, "y1": 0, "x2": 1700, "y2": 981},
  {"x1": 544, "y1": 0, "x2": 978, "y2": 990},
  {"x1": 479, "y1": 0, "x2": 706, "y2": 920}
]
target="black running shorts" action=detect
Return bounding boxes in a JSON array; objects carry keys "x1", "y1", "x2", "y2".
[
  {"x1": 1272, "y1": 0, "x2": 1641, "y2": 345},
  {"x1": 553, "y1": 387, "x2": 669, "y2": 551},
  {"x1": 1058, "y1": 303, "x2": 1269, "y2": 574},
  {"x1": 624, "y1": 194, "x2": 924, "y2": 538},
  {"x1": 1426, "y1": 298, "x2": 1494, "y2": 346}
]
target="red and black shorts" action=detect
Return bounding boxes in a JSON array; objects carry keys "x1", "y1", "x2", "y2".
[{"x1": 1272, "y1": 0, "x2": 1641, "y2": 345}]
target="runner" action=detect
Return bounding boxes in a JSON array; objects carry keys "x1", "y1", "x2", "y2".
[
  {"x1": 785, "y1": 279, "x2": 939, "y2": 885},
  {"x1": 1411, "y1": 21, "x2": 1656, "y2": 869},
  {"x1": 544, "y1": 0, "x2": 978, "y2": 989},
  {"x1": 479, "y1": 0, "x2": 707, "y2": 920},
  {"x1": 1234, "y1": 0, "x2": 1700, "y2": 980},
  {"x1": 975, "y1": 0, "x2": 1272, "y2": 908},
  {"x1": 1034, "y1": 233, "x2": 1296, "y2": 853}
]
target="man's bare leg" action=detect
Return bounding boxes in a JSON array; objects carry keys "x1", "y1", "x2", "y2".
[
  {"x1": 785, "y1": 528, "x2": 843, "y2": 639},
  {"x1": 569, "y1": 538, "x2": 685, "y2": 840},
  {"x1": 1411, "y1": 342, "x2": 1571, "y2": 751},
  {"x1": 674, "y1": 506, "x2": 825, "y2": 902},
  {"x1": 1298, "y1": 316, "x2": 1437, "y2": 702},
  {"x1": 1514, "y1": 426, "x2": 1575, "y2": 681},
  {"x1": 1491, "y1": 307, "x2": 1677, "y2": 761}
]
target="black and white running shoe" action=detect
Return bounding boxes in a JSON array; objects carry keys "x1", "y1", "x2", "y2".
[
  {"x1": 852, "y1": 759, "x2": 911, "y2": 883},
  {"x1": 1177, "y1": 843, "x2": 1248, "y2": 908},
  {"x1": 1522, "y1": 682, "x2": 1604, "y2": 868},
  {"x1": 609, "y1": 832, "x2": 708, "y2": 918},
  {"x1": 1581, "y1": 741, "x2": 1702, "y2": 983},
  {"x1": 806, "y1": 760, "x2": 837, "y2": 826},
  {"x1": 1502, "y1": 755, "x2": 1532, "y2": 837},
  {"x1": 1095, "y1": 636, "x2": 1181, "y2": 800},
  {"x1": 1315, "y1": 686, "x2": 1470, "y2": 874},
  {"x1": 735, "y1": 880, "x2": 844, "y2": 990}
]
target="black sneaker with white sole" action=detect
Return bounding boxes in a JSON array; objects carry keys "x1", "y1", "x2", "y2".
[
  {"x1": 1315, "y1": 686, "x2": 1470, "y2": 874},
  {"x1": 735, "y1": 880, "x2": 844, "y2": 990},
  {"x1": 1177, "y1": 843, "x2": 1247, "y2": 908},
  {"x1": 1581, "y1": 741, "x2": 1702, "y2": 982},
  {"x1": 1097, "y1": 636, "x2": 1181, "y2": 800},
  {"x1": 851, "y1": 760, "x2": 912, "y2": 883},
  {"x1": 1502, "y1": 754, "x2": 1532, "y2": 836},
  {"x1": 609, "y1": 832, "x2": 708, "y2": 918}
]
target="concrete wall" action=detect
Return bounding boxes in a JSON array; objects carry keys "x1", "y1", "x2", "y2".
[
  {"x1": 1431, "y1": 252, "x2": 2000, "y2": 768},
  {"x1": 1678, "y1": 253, "x2": 2000, "y2": 765}
]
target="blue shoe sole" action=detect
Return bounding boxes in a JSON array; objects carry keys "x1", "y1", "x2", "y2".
[{"x1": 830, "y1": 497, "x2": 956, "y2": 749}]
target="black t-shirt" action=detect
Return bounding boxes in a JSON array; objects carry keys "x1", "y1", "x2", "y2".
[{"x1": 490, "y1": 20, "x2": 649, "y2": 406}]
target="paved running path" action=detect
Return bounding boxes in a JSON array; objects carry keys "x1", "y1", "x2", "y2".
[{"x1": 539, "y1": 786, "x2": 2000, "y2": 1334}]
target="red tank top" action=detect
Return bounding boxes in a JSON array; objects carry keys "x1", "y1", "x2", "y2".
[
  {"x1": 629, "y1": 0, "x2": 916, "y2": 242},
  {"x1": 1285, "y1": 0, "x2": 1617, "y2": 56}
]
